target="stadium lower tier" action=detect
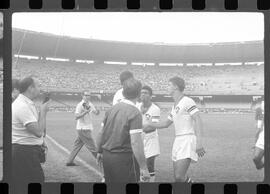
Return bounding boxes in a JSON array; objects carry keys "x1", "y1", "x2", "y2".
[
  {"x1": 34, "y1": 92, "x2": 262, "y2": 113},
  {"x1": 12, "y1": 59, "x2": 264, "y2": 95}
]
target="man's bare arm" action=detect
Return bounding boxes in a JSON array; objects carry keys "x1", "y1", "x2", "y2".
[
  {"x1": 143, "y1": 118, "x2": 173, "y2": 133},
  {"x1": 26, "y1": 104, "x2": 49, "y2": 138}
]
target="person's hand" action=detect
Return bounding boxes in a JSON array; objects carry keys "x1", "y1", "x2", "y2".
[
  {"x1": 143, "y1": 124, "x2": 155, "y2": 133},
  {"x1": 95, "y1": 109, "x2": 100, "y2": 115},
  {"x1": 40, "y1": 100, "x2": 51, "y2": 114},
  {"x1": 196, "y1": 141, "x2": 206, "y2": 158},
  {"x1": 140, "y1": 168, "x2": 150, "y2": 182},
  {"x1": 96, "y1": 153, "x2": 103, "y2": 167},
  {"x1": 43, "y1": 142, "x2": 48, "y2": 154}
]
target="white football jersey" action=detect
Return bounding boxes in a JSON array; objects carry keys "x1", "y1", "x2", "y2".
[
  {"x1": 168, "y1": 96, "x2": 199, "y2": 136},
  {"x1": 137, "y1": 102, "x2": 160, "y2": 136},
  {"x1": 137, "y1": 102, "x2": 161, "y2": 125},
  {"x1": 113, "y1": 88, "x2": 124, "y2": 105}
]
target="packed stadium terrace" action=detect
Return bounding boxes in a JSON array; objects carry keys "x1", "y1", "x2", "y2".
[{"x1": 12, "y1": 59, "x2": 264, "y2": 95}]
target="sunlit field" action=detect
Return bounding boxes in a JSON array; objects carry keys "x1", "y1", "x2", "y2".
[{"x1": 45, "y1": 104, "x2": 264, "y2": 182}]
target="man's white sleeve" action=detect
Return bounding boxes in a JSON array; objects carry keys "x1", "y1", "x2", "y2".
[{"x1": 17, "y1": 106, "x2": 38, "y2": 126}]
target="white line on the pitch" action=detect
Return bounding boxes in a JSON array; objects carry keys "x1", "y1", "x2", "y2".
[{"x1": 46, "y1": 135, "x2": 103, "y2": 178}]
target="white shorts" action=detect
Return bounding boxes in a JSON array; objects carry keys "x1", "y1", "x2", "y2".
[
  {"x1": 172, "y1": 134, "x2": 198, "y2": 162},
  {"x1": 142, "y1": 131, "x2": 160, "y2": 159},
  {"x1": 255, "y1": 130, "x2": 264, "y2": 150}
]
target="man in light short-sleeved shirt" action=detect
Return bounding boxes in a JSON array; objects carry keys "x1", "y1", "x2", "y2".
[
  {"x1": 143, "y1": 76, "x2": 205, "y2": 183},
  {"x1": 12, "y1": 77, "x2": 50, "y2": 194},
  {"x1": 168, "y1": 96, "x2": 199, "y2": 137},
  {"x1": 66, "y1": 91, "x2": 100, "y2": 166},
  {"x1": 12, "y1": 94, "x2": 41, "y2": 145}
]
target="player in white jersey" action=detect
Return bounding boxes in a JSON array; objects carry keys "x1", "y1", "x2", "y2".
[
  {"x1": 253, "y1": 100, "x2": 264, "y2": 169},
  {"x1": 143, "y1": 76, "x2": 205, "y2": 182},
  {"x1": 113, "y1": 71, "x2": 134, "y2": 105},
  {"x1": 136, "y1": 86, "x2": 161, "y2": 182}
]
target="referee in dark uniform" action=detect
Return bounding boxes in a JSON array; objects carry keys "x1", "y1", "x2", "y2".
[{"x1": 96, "y1": 78, "x2": 150, "y2": 182}]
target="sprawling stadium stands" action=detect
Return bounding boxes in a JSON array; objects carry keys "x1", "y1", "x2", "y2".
[
  {"x1": 12, "y1": 59, "x2": 263, "y2": 95},
  {"x1": 13, "y1": 28, "x2": 263, "y2": 63},
  {"x1": 12, "y1": 28, "x2": 264, "y2": 95}
]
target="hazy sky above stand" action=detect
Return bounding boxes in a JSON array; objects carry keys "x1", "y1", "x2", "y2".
[{"x1": 12, "y1": 12, "x2": 264, "y2": 44}]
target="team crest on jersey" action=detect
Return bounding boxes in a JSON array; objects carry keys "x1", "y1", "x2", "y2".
[
  {"x1": 145, "y1": 114, "x2": 151, "y2": 120},
  {"x1": 175, "y1": 106, "x2": 180, "y2": 113}
]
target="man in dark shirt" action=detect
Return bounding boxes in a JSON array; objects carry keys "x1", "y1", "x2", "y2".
[{"x1": 96, "y1": 78, "x2": 150, "y2": 182}]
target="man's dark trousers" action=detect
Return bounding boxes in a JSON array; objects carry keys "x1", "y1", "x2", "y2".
[
  {"x1": 11, "y1": 144, "x2": 45, "y2": 194},
  {"x1": 102, "y1": 149, "x2": 140, "y2": 182}
]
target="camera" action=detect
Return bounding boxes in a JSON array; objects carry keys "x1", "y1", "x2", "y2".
[
  {"x1": 83, "y1": 102, "x2": 91, "y2": 110},
  {"x1": 43, "y1": 92, "x2": 51, "y2": 104}
]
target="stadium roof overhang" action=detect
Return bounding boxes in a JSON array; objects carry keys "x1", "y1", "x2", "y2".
[{"x1": 12, "y1": 28, "x2": 264, "y2": 63}]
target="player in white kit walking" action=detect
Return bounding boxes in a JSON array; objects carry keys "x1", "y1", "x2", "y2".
[
  {"x1": 136, "y1": 86, "x2": 161, "y2": 182},
  {"x1": 143, "y1": 76, "x2": 206, "y2": 182}
]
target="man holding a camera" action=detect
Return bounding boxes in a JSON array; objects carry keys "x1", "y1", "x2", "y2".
[
  {"x1": 66, "y1": 91, "x2": 100, "y2": 166},
  {"x1": 12, "y1": 76, "x2": 50, "y2": 194}
]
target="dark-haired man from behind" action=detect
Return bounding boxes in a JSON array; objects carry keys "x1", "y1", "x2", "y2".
[
  {"x1": 96, "y1": 78, "x2": 150, "y2": 182},
  {"x1": 112, "y1": 70, "x2": 134, "y2": 105},
  {"x1": 12, "y1": 77, "x2": 50, "y2": 194}
]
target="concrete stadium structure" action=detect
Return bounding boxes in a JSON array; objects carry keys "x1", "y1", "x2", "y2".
[{"x1": 12, "y1": 28, "x2": 263, "y2": 64}]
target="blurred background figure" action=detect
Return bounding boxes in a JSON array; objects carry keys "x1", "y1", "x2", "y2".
[
  {"x1": 253, "y1": 100, "x2": 264, "y2": 170},
  {"x1": 66, "y1": 91, "x2": 100, "y2": 166}
]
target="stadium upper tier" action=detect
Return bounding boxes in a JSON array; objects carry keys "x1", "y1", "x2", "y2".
[
  {"x1": 13, "y1": 28, "x2": 263, "y2": 63},
  {"x1": 12, "y1": 59, "x2": 264, "y2": 95}
]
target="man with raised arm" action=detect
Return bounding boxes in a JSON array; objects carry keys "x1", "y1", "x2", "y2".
[{"x1": 12, "y1": 76, "x2": 50, "y2": 193}]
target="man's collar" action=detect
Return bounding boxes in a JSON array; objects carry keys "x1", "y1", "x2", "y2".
[
  {"x1": 174, "y1": 95, "x2": 185, "y2": 108},
  {"x1": 121, "y1": 98, "x2": 137, "y2": 107},
  {"x1": 18, "y1": 94, "x2": 34, "y2": 105}
]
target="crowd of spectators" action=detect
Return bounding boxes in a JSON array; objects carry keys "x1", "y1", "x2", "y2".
[{"x1": 12, "y1": 59, "x2": 264, "y2": 95}]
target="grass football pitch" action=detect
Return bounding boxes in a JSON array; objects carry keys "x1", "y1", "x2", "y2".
[{"x1": 46, "y1": 109, "x2": 264, "y2": 182}]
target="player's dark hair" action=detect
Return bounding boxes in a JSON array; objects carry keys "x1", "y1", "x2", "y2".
[
  {"x1": 122, "y1": 78, "x2": 142, "y2": 100},
  {"x1": 19, "y1": 77, "x2": 35, "y2": 93},
  {"x1": 169, "y1": 76, "x2": 185, "y2": 92},
  {"x1": 141, "y1": 85, "x2": 153, "y2": 96},
  {"x1": 120, "y1": 71, "x2": 133, "y2": 85},
  {"x1": 12, "y1": 79, "x2": 20, "y2": 92}
]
